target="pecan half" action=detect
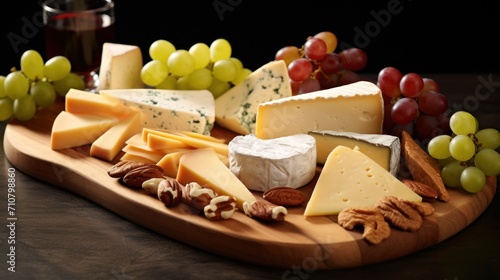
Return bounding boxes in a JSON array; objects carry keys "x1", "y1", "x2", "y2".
[
  {"x1": 243, "y1": 200, "x2": 287, "y2": 222},
  {"x1": 203, "y1": 195, "x2": 237, "y2": 221},
  {"x1": 375, "y1": 196, "x2": 434, "y2": 232},
  {"x1": 157, "y1": 178, "x2": 183, "y2": 207},
  {"x1": 107, "y1": 160, "x2": 146, "y2": 178},
  {"x1": 337, "y1": 207, "x2": 391, "y2": 245},
  {"x1": 122, "y1": 164, "x2": 164, "y2": 188},
  {"x1": 182, "y1": 182, "x2": 218, "y2": 211},
  {"x1": 263, "y1": 186, "x2": 307, "y2": 207},
  {"x1": 402, "y1": 179, "x2": 438, "y2": 201}
]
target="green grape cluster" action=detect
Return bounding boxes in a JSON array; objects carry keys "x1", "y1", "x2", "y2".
[
  {"x1": 141, "y1": 38, "x2": 252, "y2": 98},
  {"x1": 0, "y1": 49, "x2": 85, "y2": 122},
  {"x1": 427, "y1": 111, "x2": 500, "y2": 193}
]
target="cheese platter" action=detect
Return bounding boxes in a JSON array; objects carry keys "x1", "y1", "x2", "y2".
[{"x1": 3, "y1": 97, "x2": 496, "y2": 270}]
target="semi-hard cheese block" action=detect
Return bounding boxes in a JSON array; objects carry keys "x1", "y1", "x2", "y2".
[
  {"x1": 309, "y1": 130, "x2": 400, "y2": 176},
  {"x1": 50, "y1": 111, "x2": 118, "y2": 150},
  {"x1": 303, "y1": 145, "x2": 421, "y2": 216},
  {"x1": 65, "y1": 88, "x2": 131, "y2": 119},
  {"x1": 97, "y1": 42, "x2": 143, "y2": 90},
  {"x1": 99, "y1": 89, "x2": 215, "y2": 135},
  {"x1": 255, "y1": 81, "x2": 383, "y2": 139},
  {"x1": 228, "y1": 134, "x2": 316, "y2": 191},
  {"x1": 90, "y1": 111, "x2": 142, "y2": 161},
  {"x1": 176, "y1": 148, "x2": 256, "y2": 209},
  {"x1": 215, "y1": 60, "x2": 292, "y2": 135}
]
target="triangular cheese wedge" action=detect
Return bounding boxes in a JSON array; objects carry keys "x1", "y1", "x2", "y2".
[
  {"x1": 50, "y1": 111, "x2": 118, "y2": 150},
  {"x1": 303, "y1": 145, "x2": 421, "y2": 216}
]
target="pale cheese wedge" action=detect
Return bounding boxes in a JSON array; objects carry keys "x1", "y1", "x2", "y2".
[
  {"x1": 97, "y1": 42, "x2": 143, "y2": 90},
  {"x1": 303, "y1": 145, "x2": 421, "y2": 216}
]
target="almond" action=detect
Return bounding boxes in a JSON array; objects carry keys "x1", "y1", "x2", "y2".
[{"x1": 402, "y1": 179, "x2": 438, "y2": 201}]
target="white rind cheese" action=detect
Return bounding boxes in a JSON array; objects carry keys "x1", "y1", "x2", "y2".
[
  {"x1": 99, "y1": 89, "x2": 215, "y2": 135},
  {"x1": 97, "y1": 42, "x2": 143, "y2": 90},
  {"x1": 255, "y1": 81, "x2": 384, "y2": 139},
  {"x1": 215, "y1": 60, "x2": 292, "y2": 135},
  {"x1": 309, "y1": 130, "x2": 400, "y2": 176},
  {"x1": 228, "y1": 134, "x2": 316, "y2": 192}
]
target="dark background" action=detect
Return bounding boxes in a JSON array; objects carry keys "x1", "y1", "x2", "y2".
[{"x1": 1, "y1": 0, "x2": 499, "y2": 75}]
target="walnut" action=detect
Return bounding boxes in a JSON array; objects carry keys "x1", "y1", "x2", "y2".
[
  {"x1": 157, "y1": 178, "x2": 183, "y2": 207},
  {"x1": 203, "y1": 196, "x2": 237, "y2": 221},
  {"x1": 242, "y1": 200, "x2": 287, "y2": 222},
  {"x1": 182, "y1": 182, "x2": 218, "y2": 211},
  {"x1": 337, "y1": 207, "x2": 391, "y2": 245},
  {"x1": 375, "y1": 196, "x2": 434, "y2": 232}
]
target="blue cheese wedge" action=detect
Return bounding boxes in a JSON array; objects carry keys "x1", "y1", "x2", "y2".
[
  {"x1": 308, "y1": 130, "x2": 400, "y2": 176},
  {"x1": 99, "y1": 89, "x2": 215, "y2": 135},
  {"x1": 215, "y1": 60, "x2": 292, "y2": 135},
  {"x1": 228, "y1": 134, "x2": 316, "y2": 191}
]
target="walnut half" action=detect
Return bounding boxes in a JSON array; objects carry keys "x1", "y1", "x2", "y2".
[{"x1": 337, "y1": 207, "x2": 391, "y2": 245}]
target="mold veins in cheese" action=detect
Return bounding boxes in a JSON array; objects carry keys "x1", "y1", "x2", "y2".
[
  {"x1": 99, "y1": 89, "x2": 215, "y2": 135},
  {"x1": 97, "y1": 42, "x2": 143, "y2": 90},
  {"x1": 228, "y1": 134, "x2": 316, "y2": 192},
  {"x1": 303, "y1": 145, "x2": 421, "y2": 216},
  {"x1": 308, "y1": 130, "x2": 400, "y2": 176},
  {"x1": 215, "y1": 60, "x2": 292, "y2": 135},
  {"x1": 255, "y1": 81, "x2": 384, "y2": 139}
]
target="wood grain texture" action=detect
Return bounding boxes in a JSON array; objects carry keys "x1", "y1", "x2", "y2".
[{"x1": 3, "y1": 100, "x2": 496, "y2": 270}]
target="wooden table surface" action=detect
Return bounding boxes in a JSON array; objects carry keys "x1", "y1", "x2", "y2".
[{"x1": 1, "y1": 73, "x2": 499, "y2": 280}]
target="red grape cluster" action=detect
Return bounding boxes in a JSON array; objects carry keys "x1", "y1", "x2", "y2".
[
  {"x1": 378, "y1": 66, "x2": 450, "y2": 141},
  {"x1": 275, "y1": 31, "x2": 368, "y2": 95}
]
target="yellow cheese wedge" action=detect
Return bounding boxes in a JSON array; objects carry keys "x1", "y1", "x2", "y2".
[
  {"x1": 120, "y1": 153, "x2": 157, "y2": 164},
  {"x1": 176, "y1": 148, "x2": 256, "y2": 209},
  {"x1": 303, "y1": 145, "x2": 421, "y2": 216},
  {"x1": 90, "y1": 112, "x2": 142, "y2": 161},
  {"x1": 65, "y1": 88, "x2": 131, "y2": 119},
  {"x1": 147, "y1": 133, "x2": 192, "y2": 150},
  {"x1": 50, "y1": 111, "x2": 118, "y2": 150},
  {"x1": 97, "y1": 42, "x2": 143, "y2": 90},
  {"x1": 122, "y1": 144, "x2": 165, "y2": 163},
  {"x1": 157, "y1": 150, "x2": 192, "y2": 178},
  {"x1": 255, "y1": 81, "x2": 383, "y2": 139}
]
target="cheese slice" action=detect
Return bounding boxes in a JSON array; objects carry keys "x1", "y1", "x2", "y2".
[
  {"x1": 255, "y1": 81, "x2": 383, "y2": 139},
  {"x1": 309, "y1": 130, "x2": 400, "y2": 176},
  {"x1": 176, "y1": 148, "x2": 256, "y2": 209},
  {"x1": 97, "y1": 42, "x2": 143, "y2": 90},
  {"x1": 65, "y1": 88, "x2": 131, "y2": 119},
  {"x1": 228, "y1": 134, "x2": 316, "y2": 191},
  {"x1": 215, "y1": 60, "x2": 292, "y2": 135},
  {"x1": 90, "y1": 111, "x2": 142, "y2": 161},
  {"x1": 147, "y1": 133, "x2": 192, "y2": 150},
  {"x1": 122, "y1": 144, "x2": 165, "y2": 163},
  {"x1": 99, "y1": 89, "x2": 215, "y2": 135},
  {"x1": 303, "y1": 145, "x2": 421, "y2": 216},
  {"x1": 50, "y1": 111, "x2": 118, "y2": 150}
]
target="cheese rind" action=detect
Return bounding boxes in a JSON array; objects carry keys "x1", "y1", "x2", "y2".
[
  {"x1": 303, "y1": 145, "x2": 421, "y2": 216},
  {"x1": 215, "y1": 60, "x2": 292, "y2": 135},
  {"x1": 176, "y1": 148, "x2": 256, "y2": 209},
  {"x1": 228, "y1": 134, "x2": 316, "y2": 191},
  {"x1": 97, "y1": 42, "x2": 143, "y2": 90},
  {"x1": 309, "y1": 130, "x2": 400, "y2": 176},
  {"x1": 255, "y1": 81, "x2": 384, "y2": 139},
  {"x1": 99, "y1": 89, "x2": 215, "y2": 135}
]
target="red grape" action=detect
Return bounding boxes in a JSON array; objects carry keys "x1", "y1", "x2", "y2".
[
  {"x1": 290, "y1": 80, "x2": 301, "y2": 95},
  {"x1": 288, "y1": 58, "x2": 313, "y2": 82},
  {"x1": 298, "y1": 78, "x2": 321, "y2": 94},
  {"x1": 422, "y1": 77, "x2": 440, "y2": 92},
  {"x1": 313, "y1": 31, "x2": 338, "y2": 53},
  {"x1": 315, "y1": 71, "x2": 338, "y2": 89},
  {"x1": 338, "y1": 70, "x2": 361, "y2": 86},
  {"x1": 383, "y1": 103, "x2": 396, "y2": 134},
  {"x1": 377, "y1": 66, "x2": 402, "y2": 98},
  {"x1": 391, "y1": 97, "x2": 419, "y2": 125},
  {"x1": 338, "y1": 48, "x2": 367, "y2": 71},
  {"x1": 417, "y1": 90, "x2": 448, "y2": 116},
  {"x1": 400, "y1": 72, "x2": 424, "y2": 98},
  {"x1": 319, "y1": 53, "x2": 342, "y2": 74},
  {"x1": 415, "y1": 114, "x2": 440, "y2": 140},
  {"x1": 275, "y1": 46, "x2": 301, "y2": 66},
  {"x1": 304, "y1": 37, "x2": 327, "y2": 60}
]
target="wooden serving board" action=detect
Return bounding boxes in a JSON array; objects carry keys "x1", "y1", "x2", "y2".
[{"x1": 3, "y1": 100, "x2": 497, "y2": 270}]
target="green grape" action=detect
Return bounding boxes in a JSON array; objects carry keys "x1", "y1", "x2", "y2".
[
  {"x1": 441, "y1": 160, "x2": 466, "y2": 187},
  {"x1": 210, "y1": 38, "x2": 231, "y2": 62},
  {"x1": 230, "y1": 57, "x2": 243, "y2": 73},
  {"x1": 460, "y1": 166, "x2": 486, "y2": 193},
  {"x1": 167, "y1": 50, "x2": 195, "y2": 77},
  {"x1": 149, "y1": 39, "x2": 176, "y2": 62},
  {"x1": 53, "y1": 72, "x2": 85, "y2": 96},
  {"x1": 231, "y1": 68, "x2": 252, "y2": 85},
  {"x1": 176, "y1": 76, "x2": 190, "y2": 90},
  {"x1": 449, "y1": 135, "x2": 476, "y2": 161},
  {"x1": 438, "y1": 156, "x2": 456, "y2": 168},
  {"x1": 428, "y1": 135, "x2": 452, "y2": 160},
  {"x1": 212, "y1": 59, "x2": 237, "y2": 82},
  {"x1": 475, "y1": 128, "x2": 500, "y2": 150},
  {"x1": 208, "y1": 77, "x2": 230, "y2": 99},
  {"x1": 0, "y1": 76, "x2": 6, "y2": 98},
  {"x1": 189, "y1": 43, "x2": 211, "y2": 69},
  {"x1": 0, "y1": 98, "x2": 14, "y2": 121},
  {"x1": 187, "y1": 68, "x2": 213, "y2": 90},
  {"x1": 13, "y1": 94, "x2": 36, "y2": 121},
  {"x1": 21, "y1": 49, "x2": 45, "y2": 80},
  {"x1": 449, "y1": 111, "x2": 476, "y2": 135},
  {"x1": 155, "y1": 75, "x2": 177, "y2": 90},
  {"x1": 141, "y1": 60, "x2": 169, "y2": 87},
  {"x1": 4, "y1": 71, "x2": 30, "y2": 99},
  {"x1": 30, "y1": 80, "x2": 56, "y2": 108},
  {"x1": 474, "y1": 148, "x2": 500, "y2": 176},
  {"x1": 44, "y1": 56, "x2": 71, "y2": 81}
]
